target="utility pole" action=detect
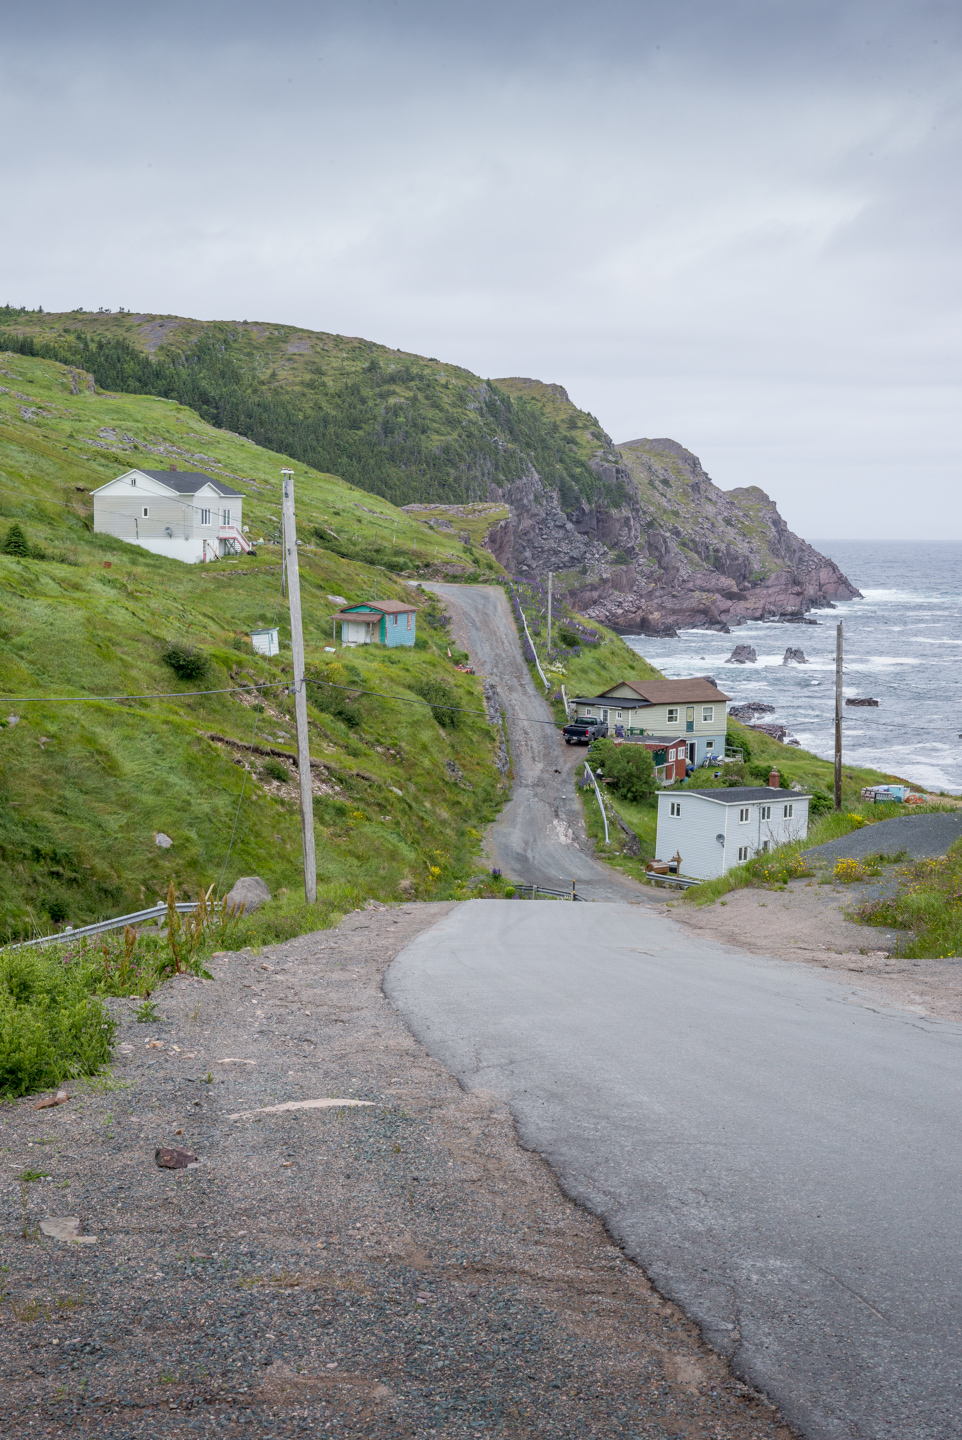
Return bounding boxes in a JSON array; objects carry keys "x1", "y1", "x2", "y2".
[
  {"x1": 834, "y1": 621, "x2": 843, "y2": 812},
  {"x1": 281, "y1": 469, "x2": 317, "y2": 903},
  {"x1": 547, "y1": 572, "x2": 553, "y2": 655}
]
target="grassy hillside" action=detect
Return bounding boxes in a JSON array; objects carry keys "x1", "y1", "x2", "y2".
[
  {"x1": 0, "y1": 309, "x2": 621, "y2": 512},
  {"x1": 0, "y1": 351, "x2": 509, "y2": 940}
]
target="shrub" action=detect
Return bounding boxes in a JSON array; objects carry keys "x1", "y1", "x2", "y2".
[
  {"x1": 261, "y1": 758, "x2": 290, "y2": 784},
  {"x1": 1, "y1": 522, "x2": 30, "y2": 557},
  {"x1": 0, "y1": 947, "x2": 116, "y2": 1099},
  {"x1": 413, "y1": 677, "x2": 463, "y2": 729},
  {"x1": 808, "y1": 788, "x2": 834, "y2": 818},
  {"x1": 590, "y1": 738, "x2": 655, "y2": 803},
  {"x1": 746, "y1": 846, "x2": 814, "y2": 886},
  {"x1": 160, "y1": 643, "x2": 210, "y2": 681}
]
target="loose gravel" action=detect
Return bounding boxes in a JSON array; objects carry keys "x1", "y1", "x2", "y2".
[
  {"x1": 804, "y1": 811, "x2": 962, "y2": 863},
  {"x1": 2, "y1": 902, "x2": 794, "y2": 1440}
]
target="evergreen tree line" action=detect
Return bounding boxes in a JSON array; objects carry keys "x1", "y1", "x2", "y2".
[{"x1": 0, "y1": 326, "x2": 619, "y2": 511}]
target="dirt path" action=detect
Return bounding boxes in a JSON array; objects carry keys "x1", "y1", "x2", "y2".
[
  {"x1": 2, "y1": 904, "x2": 793, "y2": 1440},
  {"x1": 674, "y1": 876, "x2": 962, "y2": 1022},
  {"x1": 427, "y1": 583, "x2": 650, "y2": 902}
]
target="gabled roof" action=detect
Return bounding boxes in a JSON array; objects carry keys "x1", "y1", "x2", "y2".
[
  {"x1": 333, "y1": 599, "x2": 416, "y2": 617},
  {"x1": 137, "y1": 468, "x2": 243, "y2": 497},
  {"x1": 603, "y1": 678, "x2": 731, "y2": 704},
  {"x1": 658, "y1": 786, "x2": 809, "y2": 804},
  {"x1": 93, "y1": 467, "x2": 243, "y2": 498}
]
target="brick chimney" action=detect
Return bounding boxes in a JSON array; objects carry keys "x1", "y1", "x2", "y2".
[{"x1": 768, "y1": 768, "x2": 780, "y2": 789}]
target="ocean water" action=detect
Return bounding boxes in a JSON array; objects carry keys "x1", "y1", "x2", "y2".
[{"x1": 623, "y1": 541, "x2": 962, "y2": 794}]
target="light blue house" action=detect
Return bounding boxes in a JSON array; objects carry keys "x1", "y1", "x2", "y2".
[{"x1": 332, "y1": 599, "x2": 416, "y2": 647}]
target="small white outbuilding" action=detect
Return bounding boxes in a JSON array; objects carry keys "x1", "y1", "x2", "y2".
[
  {"x1": 655, "y1": 782, "x2": 810, "y2": 880},
  {"x1": 92, "y1": 466, "x2": 249, "y2": 563}
]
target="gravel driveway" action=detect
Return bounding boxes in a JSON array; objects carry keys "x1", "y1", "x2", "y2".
[
  {"x1": 1, "y1": 902, "x2": 792, "y2": 1440},
  {"x1": 804, "y1": 811, "x2": 962, "y2": 863}
]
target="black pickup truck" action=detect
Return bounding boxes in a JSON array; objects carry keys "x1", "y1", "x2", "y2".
[{"x1": 562, "y1": 718, "x2": 608, "y2": 745}]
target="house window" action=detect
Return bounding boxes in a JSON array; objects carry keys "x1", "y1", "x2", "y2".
[
  {"x1": 667, "y1": 707, "x2": 679, "y2": 723},
  {"x1": 738, "y1": 845, "x2": 750, "y2": 862},
  {"x1": 783, "y1": 803, "x2": 794, "y2": 818},
  {"x1": 761, "y1": 840, "x2": 770, "y2": 853},
  {"x1": 615, "y1": 710, "x2": 623, "y2": 720},
  {"x1": 406, "y1": 612, "x2": 412, "y2": 629},
  {"x1": 131, "y1": 476, "x2": 137, "y2": 486},
  {"x1": 142, "y1": 507, "x2": 149, "y2": 518},
  {"x1": 670, "y1": 801, "x2": 681, "y2": 816},
  {"x1": 739, "y1": 807, "x2": 750, "y2": 823},
  {"x1": 760, "y1": 805, "x2": 772, "y2": 820},
  {"x1": 392, "y1": 613, "x2": 398, "y2": 625},
  {"x1": 702, "y1": 706, "x2": 714, "y2": 722},
  {"x1": 585, "y1": 708, "x2": 594, "y2": 716},
  {"x1": 200, "y1": 508, "x2": 211, "y2": 526},
  {"x1": 222, "y1": 509, "x2": 231, "y2": 527}
]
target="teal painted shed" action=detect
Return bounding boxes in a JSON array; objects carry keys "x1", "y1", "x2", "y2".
[{"x1": 332, "y1": 599, "x2": 416, "y2": 647}]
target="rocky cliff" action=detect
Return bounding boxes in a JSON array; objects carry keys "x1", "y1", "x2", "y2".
[{"x1": 484, "y1": 381, "x2": 859, "y2": 635}]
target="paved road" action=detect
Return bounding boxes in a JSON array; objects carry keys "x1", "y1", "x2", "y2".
[
  {"x1": 426, "y1": 583, "x2": 649, "y2": 902},
  {"x1": 386, "y1": 900, "x2": 962, "y2": 1440},
  {"x1": 805, "y1": 811, "x2": 962, "y2": 864}
]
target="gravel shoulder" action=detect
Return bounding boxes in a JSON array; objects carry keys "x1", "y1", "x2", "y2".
[
  {"x1": 674, "y1": 875, "x2": 962, "y2": 1022},
  {"x1": 803, "y1": 811, "x2": 962, "y2": 863},
  {"x1": 2, "y1": 902, "x2": 794, "y2": 1440}
]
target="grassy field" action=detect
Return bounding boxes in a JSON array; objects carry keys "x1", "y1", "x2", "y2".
[{"x1": 0, "y1": 352, "x2": 510, "y2": 941}]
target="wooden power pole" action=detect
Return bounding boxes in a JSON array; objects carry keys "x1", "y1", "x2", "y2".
[
  {"x1": 834, "y1": 620, "x2": 843, "y2": 812},
  {"x1": 281, "y1": 469, "x2": 317, "y2": 903}
]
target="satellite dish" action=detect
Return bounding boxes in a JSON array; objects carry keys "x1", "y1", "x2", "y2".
[{"x1": 715, "y1": 834, "x2": 725, "y2": 846}]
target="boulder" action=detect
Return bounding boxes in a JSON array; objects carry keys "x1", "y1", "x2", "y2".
[
  {"x1": 729, "y1": 702, "x2": 776, "y2": 721},
  {"x1": 224, "y1": 876, "x2": 271, "y2": 915},
  {"x1": 782, "y1": 647, "x2": 808, "y2": 665},
  {"x1": 845, "y1": 697, "x2": 879, "y2": 707},
  {"x1": 725, "y1": 645, "x2": 757, "y2": 664}
]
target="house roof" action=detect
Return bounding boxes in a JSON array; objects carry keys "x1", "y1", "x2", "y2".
[
  {"x1": 658, "y1": 786, "x2": 810, "y2": 804},
  {"x1": 136, "y1": 468, "x2": 244, "y2": 497},
  {"x1": 572, "y1": 695, "x2": 649, "y2": 707},
  {"x1": 332, "y1": 599, "x2": 416, "y2": 618},
  {"x1": 603, "y1": 678, "x2": 731, "y2": 704}
]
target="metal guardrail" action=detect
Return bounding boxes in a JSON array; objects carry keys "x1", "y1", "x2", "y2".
[
  {"x1": 15, "y1": 901, "x2": 207, "y2": 950},
  {"x1": 514, "y1": 884, "x2": 587, "y2": 901}
]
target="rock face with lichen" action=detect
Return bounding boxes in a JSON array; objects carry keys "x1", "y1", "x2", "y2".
[{"x1": 482, "y1": 383, "x2": 859, "y2": 636}]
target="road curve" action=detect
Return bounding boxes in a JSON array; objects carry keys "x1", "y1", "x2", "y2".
[
  {"x1": 427, "y1": 583, "x2": 649, "y2": 902},
  {"x1": 386, "y1": 899, "x2": 962, "y2": 1440}
]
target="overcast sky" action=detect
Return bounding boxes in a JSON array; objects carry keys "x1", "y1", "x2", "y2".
[{"x1": 3, "y1": 0, "x2": 960, "y2": 539}]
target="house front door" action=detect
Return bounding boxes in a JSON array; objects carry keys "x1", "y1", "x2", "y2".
[
  {"x1": 686, "y1": 706, "x2": 695, "y2": 732},
  {"x1": 688, "y1": 742, "x2": 696, "y2": 764},
  {"x1": 602, "y1": 709, "x2": 609, "y2": 723}
]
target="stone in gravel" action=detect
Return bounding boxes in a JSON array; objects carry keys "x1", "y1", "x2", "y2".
[
  {"x1": 32, "y1": 1089, "x2": 69, "y2": 1109},
  {"x1": 39, "y1": 1216, "x2": 97, "y2": 1244},
  {"x1": 155, "y1": 1145, "x2": 198, "y2": 1169},
  {"x1": 224, "y1": 875, "x2": 271, "y2": 913}
]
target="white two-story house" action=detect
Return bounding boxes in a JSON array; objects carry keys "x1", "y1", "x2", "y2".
[
  {"x1": 92, "y1": 466, "x2": 250, "y2": 563},
  {"x1": 655, "y1": 782, "x2": 811, "y2": 879},
  {"x1": 569, "y1": 678, "x2": 731, "y2": 766}
]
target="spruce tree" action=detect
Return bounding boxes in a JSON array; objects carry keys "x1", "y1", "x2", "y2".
[{"x1": 1, "y1": 523, "x2": 30, "y2": 556}]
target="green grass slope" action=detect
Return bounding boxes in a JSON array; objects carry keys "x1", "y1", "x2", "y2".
[
  {"x1": 0, "y1": 309, "x2": 621, "y2": 513},
  {"x1": 0, "y1": 352, "x2": 508, "y2": 940}
]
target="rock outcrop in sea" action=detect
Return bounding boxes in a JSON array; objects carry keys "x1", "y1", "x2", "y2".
[{"x1": 726, "y1": 645, "x2": 758, "y2": 664}]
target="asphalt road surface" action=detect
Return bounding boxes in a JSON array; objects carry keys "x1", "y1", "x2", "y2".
[
  {"x1": 805, "y1": 811, "x2": 962, "y2": 864},
  {"x1": 426, "y1": 583, "x2": 647, "y2": 902},
  {"x1": 386, "y1": 899, "x2": 962, "y2": 1440}
]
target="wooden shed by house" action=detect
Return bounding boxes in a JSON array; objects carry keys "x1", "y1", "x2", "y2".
[{"x1": 332, "y1": 599, "x2": 416, "y2": 647}]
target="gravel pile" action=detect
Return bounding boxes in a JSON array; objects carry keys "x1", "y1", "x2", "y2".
[
  {"x1": 805, "y1": 812, "x2": 962, "y2": 864},
  {"x1": 2, "y1": 902, "x2": 793, "y2": 1439}
]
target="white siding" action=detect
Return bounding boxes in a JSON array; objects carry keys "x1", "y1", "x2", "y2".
[
  {"x1": 656, "y1": 793, "x2": 810, "y2": 879},
  {"x1": 92, "y1": 471, "x2": 243, "y2": 564}
]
